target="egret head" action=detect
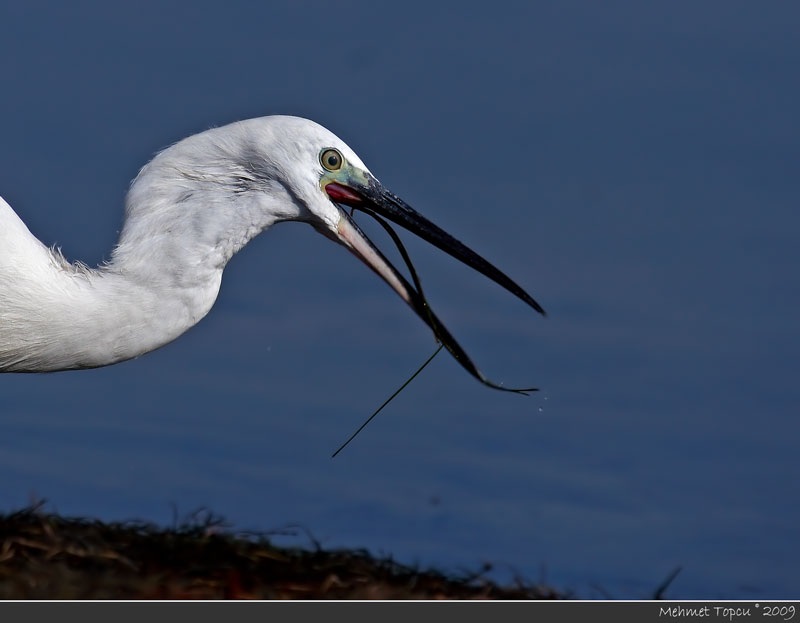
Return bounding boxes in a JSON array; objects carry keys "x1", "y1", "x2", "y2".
[{"x1": 263, "y1": 117, "x2": 546, "y2": 393}]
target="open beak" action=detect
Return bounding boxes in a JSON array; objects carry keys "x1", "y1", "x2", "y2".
[{"x1": 321, "y1": 174, "x2": 544, "y2": 393}]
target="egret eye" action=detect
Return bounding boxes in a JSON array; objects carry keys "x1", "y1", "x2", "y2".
[{"x1": 320, "y1": 148, "x2": 343, "y2": 171}]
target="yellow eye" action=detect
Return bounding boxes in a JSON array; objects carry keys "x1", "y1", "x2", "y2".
[{"x1": 320, "y1": 148, "x2": 343, "y2": 171}]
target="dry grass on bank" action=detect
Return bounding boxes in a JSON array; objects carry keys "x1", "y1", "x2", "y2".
[{"x1": 0, "y1": 504, "x2": 565, "y2": 599}]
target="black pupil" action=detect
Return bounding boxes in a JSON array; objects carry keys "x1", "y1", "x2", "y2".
[{"x1": 327, "y1": 153, "x2": 338, "y2": 167}]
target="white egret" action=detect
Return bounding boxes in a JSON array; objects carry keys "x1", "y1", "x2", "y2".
[{"x1": 0, "y1": 116, "x2": 544, "y2": 390}]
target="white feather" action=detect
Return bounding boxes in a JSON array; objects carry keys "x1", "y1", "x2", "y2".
[{"x1": 0, "y1": 116, "x2": 365, "y2": 372}]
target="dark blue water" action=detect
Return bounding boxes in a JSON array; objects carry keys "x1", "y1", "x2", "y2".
[{"x1": 1, "y1": 2, "x2": 797, "y2": 599}]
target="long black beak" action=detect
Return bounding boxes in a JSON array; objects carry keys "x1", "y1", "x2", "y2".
[{"x1": 322, "y1": 174, "x2": 544, "y2": 393}]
